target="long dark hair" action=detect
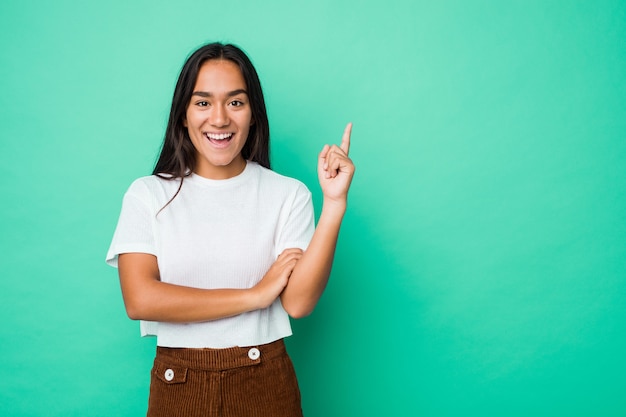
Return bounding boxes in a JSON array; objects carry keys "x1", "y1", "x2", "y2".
[{"x1": 153, "y1": 42, "x2": 271, "y2": 179}]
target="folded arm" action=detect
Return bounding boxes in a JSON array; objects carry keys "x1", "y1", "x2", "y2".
[{"x1": 118, "y1": 248, "x2": 302, "y2": 322}]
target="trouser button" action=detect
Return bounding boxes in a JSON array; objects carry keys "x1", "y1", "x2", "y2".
[{"x1": 248, "y1": 347, "x2": 260, "y2": 360}]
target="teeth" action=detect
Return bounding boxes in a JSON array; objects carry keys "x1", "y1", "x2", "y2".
[{"x1": 206, "y1": 133, "x2": 233, "y2": 140}]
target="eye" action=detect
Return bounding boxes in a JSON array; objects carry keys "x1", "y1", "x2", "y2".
[
  {"x1": 196, "y1": 101, "x2": 209, "y2": 107},
  {"x1": 230, "y1": 99, "x2": 244, "y2": 107}
]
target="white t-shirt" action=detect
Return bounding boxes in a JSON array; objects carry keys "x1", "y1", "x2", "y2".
[{"x1": 106, "y1": 162, "x2": 315, "y2": 348}]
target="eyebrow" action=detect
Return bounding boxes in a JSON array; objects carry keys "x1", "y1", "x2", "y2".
[{"x1": 191, "y1": 89, "x2": 248, "y2": 98}]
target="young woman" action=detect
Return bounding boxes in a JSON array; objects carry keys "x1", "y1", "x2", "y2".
[{"x1": 106, "y1": 42, "x2": 354, "y2": 416}]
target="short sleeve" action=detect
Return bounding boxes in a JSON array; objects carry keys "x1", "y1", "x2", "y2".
[
  {"x1": 105, "y1": 185, "x2": 157, "y2": 268},
  {"x1": 274, "y1": 183, "x2": 315, "y2": 254}
]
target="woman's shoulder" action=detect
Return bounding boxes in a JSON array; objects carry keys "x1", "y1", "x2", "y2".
[
  {"x1": 250, "y1": 162, "x2": 310, "y2": 194},
  {"x1": 124, "y1": 174, "x2": 183, "y2": 200}
]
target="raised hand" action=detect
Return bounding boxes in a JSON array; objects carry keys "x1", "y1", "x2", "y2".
[{"x1": 318, "y1": 122, "x2": 355, "y2": 203}]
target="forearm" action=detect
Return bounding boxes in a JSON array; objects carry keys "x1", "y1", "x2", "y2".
[
  {"x1": 123, "y1": 281, "x2": 258, "y2": 323},
  {"x1": 118, "y1": 253, "x2": 263, "y2": 323},
  {"x1": 280, "y1": 199, "x2": 346, "y2": 318}
]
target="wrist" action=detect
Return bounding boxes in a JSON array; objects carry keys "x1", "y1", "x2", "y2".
[
  {"x1": 322, "y1": 196, "x2": 347, "y2": 213},
  {"x1": 244, "y1": 287, "x2": 263, "y2": 311},
  {"x1": 320, "y1": 197, "x2": 347, "y2": 225}
]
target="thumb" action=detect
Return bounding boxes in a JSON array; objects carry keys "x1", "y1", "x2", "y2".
[{"x1": 318, "y1": 144, "x2": 330, "y2": 171}]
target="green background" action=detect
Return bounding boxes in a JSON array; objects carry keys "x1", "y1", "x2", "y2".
[{"x1": 1, "y1": 0, "x2": 625, "y2": 415}]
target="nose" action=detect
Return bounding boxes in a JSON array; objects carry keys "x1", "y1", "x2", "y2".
[{"x1": 210, "y1": 104, "x2": 229, "y2": 127}]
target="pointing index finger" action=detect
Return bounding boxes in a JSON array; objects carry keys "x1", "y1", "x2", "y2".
[{"x1": 340, "y1": 122, "x2": 352, "y2": 154}]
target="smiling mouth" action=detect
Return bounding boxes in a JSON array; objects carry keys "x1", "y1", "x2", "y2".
[{"x1": 204, "y1": 132, "x2": 234, "y2": 146}]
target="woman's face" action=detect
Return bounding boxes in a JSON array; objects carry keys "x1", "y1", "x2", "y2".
[{"x1": 184, "y1": 59, "x2": 253, "y2": 179}]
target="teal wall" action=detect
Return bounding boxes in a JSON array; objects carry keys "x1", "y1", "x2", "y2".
[{"x1": 1, "y1": 1, "x2": 625, "y2": 416}]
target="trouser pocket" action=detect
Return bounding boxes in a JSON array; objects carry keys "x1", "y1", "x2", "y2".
[{"x1": 147, "y1": 359, "x2": 195, "y2": 417}]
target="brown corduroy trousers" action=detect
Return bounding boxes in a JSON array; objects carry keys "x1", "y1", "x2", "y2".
[{"x1": 146, "y1": 339, "x2": 304, "y2": 417}]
